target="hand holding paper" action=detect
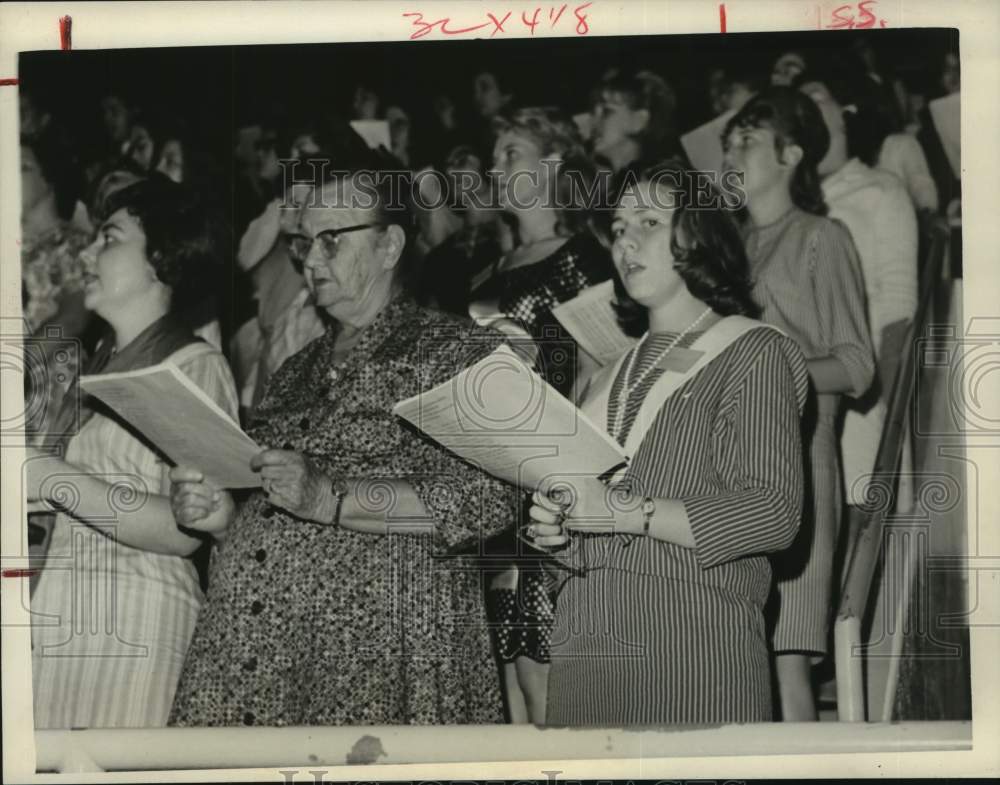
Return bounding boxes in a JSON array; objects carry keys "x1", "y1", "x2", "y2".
[{"x1": 392, "y1": 345, "x2": 627, "y2": 491}]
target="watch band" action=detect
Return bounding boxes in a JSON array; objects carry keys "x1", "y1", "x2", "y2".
[
  {"x1": 330, "y1": 476, "x2": 349, "y2": 526},
  {"x1": 641, "y1": 497, "x2": 656, "y2": 536}
]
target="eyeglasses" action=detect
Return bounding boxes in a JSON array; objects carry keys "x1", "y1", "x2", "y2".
[{"x1": 284, "y1": 224, "x2": 382, "y2": 264}]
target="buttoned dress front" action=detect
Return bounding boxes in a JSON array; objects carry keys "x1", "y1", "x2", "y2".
[{"x1": 169, "y1": 298, "x2": 519, "y2": 726}]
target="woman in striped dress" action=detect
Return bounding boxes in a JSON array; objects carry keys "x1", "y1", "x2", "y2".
[
  {"x1": 26, "y1": 177, "x2": 238, "y2": 728},
  {"x1": 525, "y1": 161, "x2": 809, "y2": 724},
  {"x1": 723, "y1": 88, "x2": 875, "y2": 720}
]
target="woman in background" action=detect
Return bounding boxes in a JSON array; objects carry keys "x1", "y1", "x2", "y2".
[
  {"x1": 589, "y1": 68, "x2": 681, "y2": 174},
  {"x1": 797, "y1": 66, "x2": 918, "y2": 518},
  {"x1": 469, "y1": 106, "x2": 612, "y2": 724},
  {"x1": 723, "y1": 87, "x2": 875, "y2": 720}
]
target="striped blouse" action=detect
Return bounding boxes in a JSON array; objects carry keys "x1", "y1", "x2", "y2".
[{"x1": 570, "y1": 326, "x2": 810, "y2": 605}]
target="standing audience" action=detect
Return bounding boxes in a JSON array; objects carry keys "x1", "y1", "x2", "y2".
[{"x1": 20, "y1": 32, "x2": 956, "y2": 729}]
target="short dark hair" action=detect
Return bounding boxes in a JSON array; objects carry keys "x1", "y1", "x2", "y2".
[
  {"x1": 724, "y1": 86, "x2": 830, "y2": 216},
  {"x1": 597, "y1": 68, "x2": 679, "y2": 155},
  {"x1": 610, "y1": 159, "x2": 760, "y2": 336},
  {"x1": 793, "y1": 60, "x2": 895, "y2": 167},
  {"x1": 102, "y1": 174, "x2": 218, "y2": 313}
]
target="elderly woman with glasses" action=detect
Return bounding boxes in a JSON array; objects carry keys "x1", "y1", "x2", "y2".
[{"x1": 167, "y1": 163, "x2": 520, "y2": 727}]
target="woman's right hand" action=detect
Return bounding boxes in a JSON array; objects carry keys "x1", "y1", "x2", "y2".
[
  {"x1": 169, "y1": 466, "x2": 235, "y2": 540},
  {"x1": 525, "y1": 489, "x2": 570, "y2": 549}
]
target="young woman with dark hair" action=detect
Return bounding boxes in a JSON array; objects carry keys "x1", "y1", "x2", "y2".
[
  {"x1": 590, "y1": 68, "x2": 682, "y2": 173},
  {"x1": 723, "y1": 87, "x2": 875, "y2": 720},
  {"x1": 27, "y1": 175, "x2": 239, "y2": 728},
  {"x1": 524, "y1": 161, "x2": 809, "y2": 724}
]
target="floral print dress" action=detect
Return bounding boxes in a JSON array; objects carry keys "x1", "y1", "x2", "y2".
[{"x1": 169, "y1": 297, "x2": 519, "y2": 726}]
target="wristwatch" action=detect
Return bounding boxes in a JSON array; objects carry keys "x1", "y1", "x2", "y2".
[
  {"x1": 330, "y1": 476, "x2": 349, "y2": 526},
  {"x1": 641, "y1": 497, "x2": 656, "y2": 536}
]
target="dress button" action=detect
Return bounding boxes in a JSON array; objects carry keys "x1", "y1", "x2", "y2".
[
  {"x1": 250, "y1": 600, "x2": 264, "y2": 615},
  {"x1": 299, "y1": 417, "x2": 310, "y2": 431},
  {"x1": 255, "y1": 548, "x2": 267, "y2": 563},
  {"x1": 243, "y1": 657, "x2": 257, "y2": 672},
  {"x1": 243, "y1": 712, "x2": 255, "y2": 726}
]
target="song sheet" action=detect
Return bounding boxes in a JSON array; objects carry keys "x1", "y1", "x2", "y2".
[
  {"x1": 393, "y1": 345, "x2": 626, "y2": 489},
  {"x1": 80, "y1": 362, "x2": 262, "y2": 488},
  {"x1": 551, "y1": 279, "x2": 635, "y2": 366}
]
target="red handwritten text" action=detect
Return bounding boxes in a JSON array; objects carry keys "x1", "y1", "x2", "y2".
[
  {"x1": 823, "y1": 0, "x2": 888, "y2": 29},
  {"x1": 59, "y1": 15, "x2": 72, "y2": 50},
  {"x1": 403, "y1": 3, "x2": 591, "y2": 40}
]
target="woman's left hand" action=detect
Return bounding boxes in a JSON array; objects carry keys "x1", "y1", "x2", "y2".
[
  {"x1": 531, "y1": 476, "x2": 640, "y2": 535},
  {"x1": 250, "y1": 449, "x2": 333, "y2": 523}
]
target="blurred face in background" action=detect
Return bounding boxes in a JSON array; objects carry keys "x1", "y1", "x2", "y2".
[
  {"x1": 20, "y1": 93, "x2": 51, "y2": 140},
  {"x1": 941, "y1": 52, "x2": 960, "y2": 94},
  {"x1": 491, "y1": 129, "x2": 558, "y2": 213},
  {"x1": 101, "y1": 95, "x2": 132, "y2": 144},
  {"x1": 127, "y1": 124, "x2": 157, "y2": 172},
  {"x1": 352, "y1": 87, "x2": 380, "y2": 120},
  {"x1": 234, "y1": 124, "x2": 263, "y2": 170},
  {"x1": 20, "y1": 144, "x2": 52, "y2": 220},
  {"x1": 256, "y1": 129, "x2": 281, "y2": 183},
  {"x1": 591, "y1": 89, "x2": 648, "y2": 156},
  {"x1": 473, "y1": 72, "x2": 509, "y2": 118},
  {"x1": 290, "y1": 132, "x2": 320, "y2": 161},
  {"x1": 156, "y1": 139, "x2": 185, "y2": 184},
  {"x1": 771, "y1": 52, "x2": 807, "y2": 87},
  {"x1": 386, "y1": 106, "x2": 411, "y2": 153}
]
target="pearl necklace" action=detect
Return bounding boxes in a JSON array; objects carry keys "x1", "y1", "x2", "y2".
[{"x1": 611, "y1": 307, "x2": 713, "y2": 442}]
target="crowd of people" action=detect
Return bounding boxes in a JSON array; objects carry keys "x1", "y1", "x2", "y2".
[{"x1": 21, "y1": 34, "x2": 960, "y2": 729}]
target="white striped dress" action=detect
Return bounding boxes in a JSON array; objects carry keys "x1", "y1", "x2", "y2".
[
  {"x1": 545, "y1": 327, "x2": 809, "y2": 725},
  {"x1": 31, "y1": 342, "x2": 238, "y2": 729}
]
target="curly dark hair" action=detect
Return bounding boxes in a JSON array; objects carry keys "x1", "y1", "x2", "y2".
[
  {"x1": 610, "y1": 159, "x2": 760, "y2": 337},
  {"x1": 102, "y1": 174, "x2": 219, "y2": 314},
  {"x1": 723, "y1": 86, "x2": 830, "y2": 216}
]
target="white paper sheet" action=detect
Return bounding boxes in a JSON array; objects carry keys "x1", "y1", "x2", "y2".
[
  {"x1": 392, "y1": 345, "x2": 627, "y2": 490},
  {"x1": 929, "y1": 92, "x2": 961, "y2": 180},
  {"x1": 349, "y1": 119, "x2": 391, "y2": 151},
  {"x1": 551, "y1": 279, "x2": 635, "y2": 366},
  {"x1": 80, "y1": 362, "x2": 262, "y2": 488},
  {"x1": 681, "y1": 108, "x2": 737, "y2": 172}
]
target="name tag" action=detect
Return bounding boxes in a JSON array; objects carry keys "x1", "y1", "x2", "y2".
[{"x1": 657, "y1": 347, "x2": 703, "y2": 373}]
